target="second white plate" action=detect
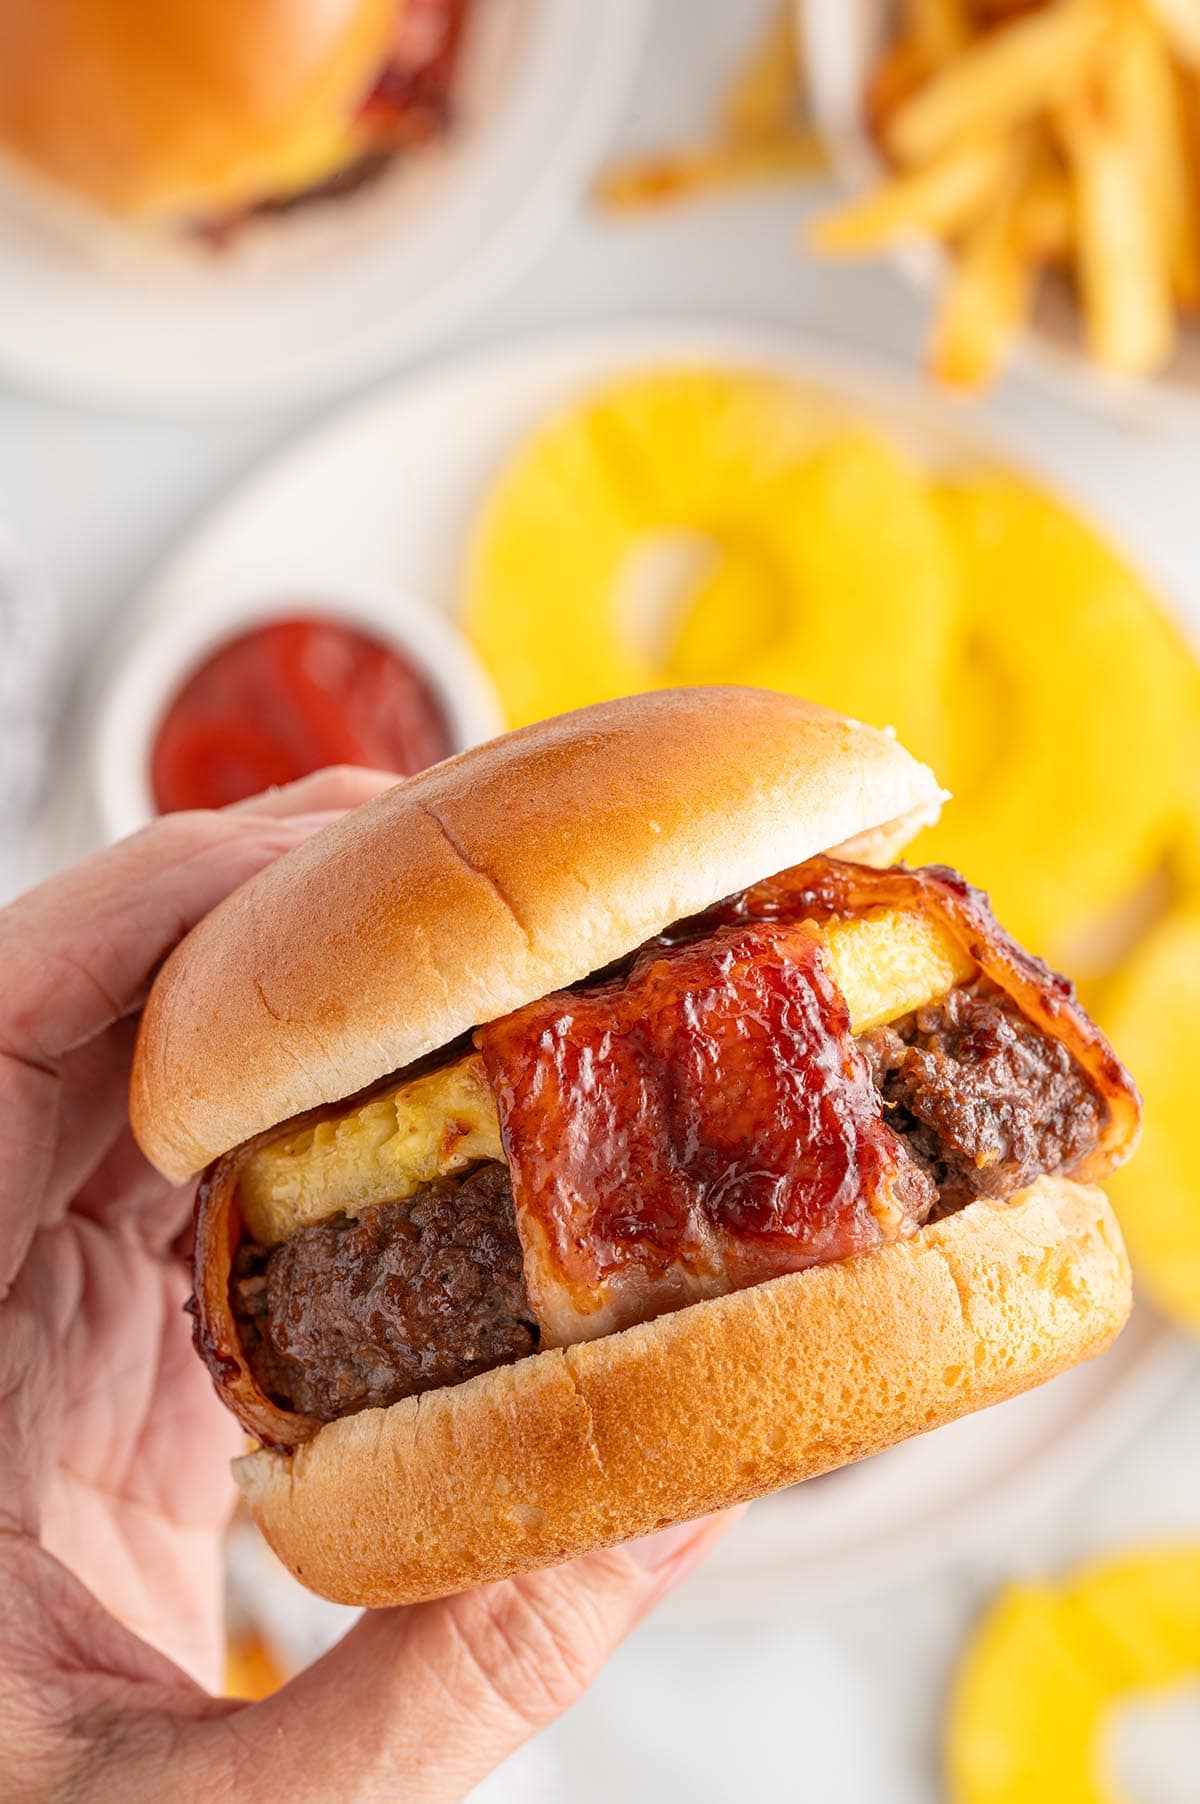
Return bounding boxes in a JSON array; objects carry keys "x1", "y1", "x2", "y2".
[{"x1": 0, "y1": 0, "x2": 646, "y2": 413}]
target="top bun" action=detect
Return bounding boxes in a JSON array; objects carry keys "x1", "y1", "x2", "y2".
[
  {"x1": 131, "y1": 688, "x2": 944, "y2": 1182},
  {"x1": 0, "y1": 0, "x2": 393, "y2": 221}
]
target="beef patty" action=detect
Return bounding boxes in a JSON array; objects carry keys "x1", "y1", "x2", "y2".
[
  {"x1": 860, "y1": 977, "x2": 1104, "y2": 1215},
  {"x1": 232, "y1": 1163, "x2": 536, "y2": 1423},
  {"x1": 232, "y1": 977, "x2": 1105, "y2": 1426}
]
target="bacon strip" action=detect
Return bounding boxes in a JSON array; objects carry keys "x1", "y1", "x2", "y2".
[
  {"x1": 477, "y1": 919, "x2": 936, "y2": 1347},
  {"x1": 725, "y1": 858, "x2": 1141, "y2": 1183},
  {"x1": 191, "y1": 1147, "x2": 321, "y2": 1453}
]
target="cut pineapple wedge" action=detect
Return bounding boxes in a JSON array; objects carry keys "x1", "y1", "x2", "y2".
[
  {"x1": 239, "y1": 905, "x2": 976, "y2": 1244},
  {"x1": 239, "y1": 1055, "x2": 503, "y2": 1246},
  {"x1": 824, "y1": 904, "x2": 975, "y2": 1033}
]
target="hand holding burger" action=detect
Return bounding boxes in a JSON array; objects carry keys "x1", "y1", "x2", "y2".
[
  {"x1": 134, "y1": 689, "x2": 1139, "y2": 1608},
  {"x1": 0, "y1": 766, "x2": 736, "y2": 1804}
]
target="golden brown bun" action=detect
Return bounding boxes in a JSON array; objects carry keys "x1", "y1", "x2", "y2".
[
  {"x1": 132, "y1": 688, "x2": 944, "y2": 1182},
  {"x1": 234, "y1": 1177, "x2": 1131, "y2": 1606},
  {"x1": 0, "y1": 0, "x2": 393, "y2": 221}
]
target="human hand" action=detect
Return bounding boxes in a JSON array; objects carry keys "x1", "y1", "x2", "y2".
[{"x1": 0, "y1": 769, "x2": 741, "y2": 1802}]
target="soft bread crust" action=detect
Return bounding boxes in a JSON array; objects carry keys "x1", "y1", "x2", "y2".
[
  {"x1": 132, "y1": 688, "x2": 943, "y2": 1181},
  {"x1": 235, "y1": 1177, "x2": 1131, "y2": 1607},
  {"x1": 0, "y1": 0, "x2": 393, "y2": 221}
]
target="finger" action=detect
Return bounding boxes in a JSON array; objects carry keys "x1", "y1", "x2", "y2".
[
  {"x1": 0, "y1": 810, "x2": 336, "y2": 1067},
  {"x1": 215, "y1": 1510, "x2": 745, "y2": 1803},
  {"x1": 227, "y1": 765, "x2": 400, "y2": 819},
  {"x1": 34, "y1": 1019, "x2": 142, "y2": 1230},
  {"x1": 0, "y1": 810, "x2": 343, "y2": 1290},
  {"x1": 71, "y1": 1128, "x2": 190, "y2": 1252}
]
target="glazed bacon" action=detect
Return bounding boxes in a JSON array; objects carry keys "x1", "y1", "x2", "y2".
[
  {"x1": 477, "y1": 857, "x2": 1140, "y2": 1350},
  {"x1": 711, "y1": 857, "x2": 1141, "y2": 1182},
  {"x1": 191, "y1": 1146, "x2": 323, "y2": 1453},
  {"x1": 476, "y1": 919, "x2": 936, "y2": 1347}
]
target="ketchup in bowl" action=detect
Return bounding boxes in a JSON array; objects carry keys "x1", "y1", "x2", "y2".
[{"x1": 151, "y1": 617, "x2": 453, "y2": 813}]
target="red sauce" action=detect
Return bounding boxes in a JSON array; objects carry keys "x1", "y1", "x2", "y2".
[
  {"x1": 478, "y1": 918, "x2": 933, "y2": 1344},
  {"x1": 151, "y1": 617, "x2": 453, "y2": 813}
]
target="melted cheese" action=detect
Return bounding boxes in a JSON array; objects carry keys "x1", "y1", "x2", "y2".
[
  {"x1": 239, "y1": 907, "x2": 976, "y2": 1245},
  {"x1": 239, "y1": 1053, "x2": 503, "y2": 1246}
]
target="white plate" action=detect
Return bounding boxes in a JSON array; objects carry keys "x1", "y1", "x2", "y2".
[
  {"x1": 106, "y1": 321, "x2": 1192, "y2": 1606},
  {"x1": 800, "y1": 0, "x2": 1200, "y2": 432},
  {"x1": 0, "y1": 1, "x2": 646, "y2": 414}
]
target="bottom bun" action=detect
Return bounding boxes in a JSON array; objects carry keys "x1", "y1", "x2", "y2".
[{"x1": 235, "y1": 1176, "x2": 1130, "y2": 1606}]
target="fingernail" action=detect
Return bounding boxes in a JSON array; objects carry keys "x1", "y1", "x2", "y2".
[{"x1": 626, "y1": 1517, "x2": 719, "y2": 1573}]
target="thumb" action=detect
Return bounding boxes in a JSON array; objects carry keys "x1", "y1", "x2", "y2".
[{"x1": 222, "y1": 1511, "x2": 743, "y2": 1802}]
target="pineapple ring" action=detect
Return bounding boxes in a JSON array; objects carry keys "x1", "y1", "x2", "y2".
[
  {"x1": 1101, "y1": 901, "x2": 1200, "y2": 1332},
  {"x1": 463, "y1": 368, "x2": 957, "y2": 771},
  {"x1": 912, "y1": 473, "x2": 1199, "y2": 957},
  {"x1": 947, "y1": 1546, "x2": 1200, "y2": 1803}
]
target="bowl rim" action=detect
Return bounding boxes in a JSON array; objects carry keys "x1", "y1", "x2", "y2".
[
  {"x1": 89, "y1": 574, "x2": 505, "y2": 843},
  {"x1": 797, "y1": 0, "x2": 1200, "y2": 431}
]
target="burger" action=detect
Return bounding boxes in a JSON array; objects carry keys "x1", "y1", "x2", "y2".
[
  {"x1": 131, "y1": 689, "x2": 1140, "y2": 1606},
  {"x1": 0, "y1": 0, "x2": 472, "y2": 236}
]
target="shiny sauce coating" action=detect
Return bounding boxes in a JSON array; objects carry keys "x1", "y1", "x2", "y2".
[{"x1": 477, "y1": 918, "x2": 934, "y2": 1346}]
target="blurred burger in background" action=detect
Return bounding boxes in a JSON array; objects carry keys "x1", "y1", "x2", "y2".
[{"x1": 0, "y1": 0, "x2": 475, "y2": 238}]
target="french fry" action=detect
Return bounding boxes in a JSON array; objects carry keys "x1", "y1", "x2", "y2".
[
  {"x1": 865, "y1": 33, "x2": 931, "y2": 143},
  {"x1": 721, "y1": 2, "x2": 801, "y2": 146},
  {"x1": 1144, "y1": 0, "x2": 1200, "y2": 68},
  {"x1": 596, "y1": 135, "x2": 824, "y2": 214},
  {"x1": 928, "y1": 140, "x2": 1037, "y2": 386},
  {"x1": 808, "y1": 139, "x2": 1009, "y2": 254},
  {"x1": 1056, "y1": 83, "x2": 1177, "y2": 372},
  {"x1": 903, "y1": 0, "x2": 971, "y2": 66},
  {"x1": 1015, "y1": 141, "x2": 1075, "y2": 261},
  {"x1": 1108, "y1": 1, "x2": 1200, "y2": 306},
  {"x1": 886, "y1": 0, "x2": 1113, "y2": 165}
]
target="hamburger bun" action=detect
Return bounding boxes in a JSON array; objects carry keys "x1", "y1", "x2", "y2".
[
  {"x1": 0, "y1": 0, "x2": 394, "y2": 222},
  {"x1": 132, "y1": 687, "x2": 945, "y2": 1182},
  {"x1": 131, "y1": 685, "x2": 1133, "y2": 1609},
  {"x1": 235, "y1": 1177, "x2": 1130, "y2": 1606}
]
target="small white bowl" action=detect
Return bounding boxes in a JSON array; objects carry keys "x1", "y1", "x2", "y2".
[
  {"x1": 800, "y1": 0, "x2": 1200, "y2": 429},
  {"x1": 88, "y1": 575, "x2": 505, "y2": 844}
]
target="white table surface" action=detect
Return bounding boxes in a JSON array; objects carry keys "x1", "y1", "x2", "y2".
[{"x1": 2, "y1": 5, "x2": 1198, "y2": 1799}]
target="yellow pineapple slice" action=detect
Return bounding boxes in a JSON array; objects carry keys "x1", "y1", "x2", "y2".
[
  {"x1": 462, "y1": 371, "x2": 957, "y2": 766},
  {"x1": 463, "y1": 368, "x2": 829, "y2": 728},
  {"x1": 947, "y1": 1583, "x2": 1112, "y2": 1804},
  {"x1": 914, "y1": 472, "x2": 1198, "y2": 957},
  {"x1": 1101, "y1": 902, "x2": 1200, "y2": 1331},
  {"x1": 667, "y1": 428, "x2": 958, "y2": 773},
  {"x1": 947, "y1": 1547, "x2": 1200, "y2": 1804}
]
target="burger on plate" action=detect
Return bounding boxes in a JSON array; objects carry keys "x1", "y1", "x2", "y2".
[
  {"x1": 0, "y1": 0, "x2": 473, "y2": 236},
  {"x1": 131, "y1": 689, "x2": 1140, "y2": 1606}
]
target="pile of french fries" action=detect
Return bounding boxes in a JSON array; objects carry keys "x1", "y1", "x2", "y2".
[{"x1": 810, "y1": 0, "x2": 1200, "y2": 387}]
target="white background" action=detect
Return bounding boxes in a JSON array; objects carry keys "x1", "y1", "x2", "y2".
[{"x1": 2, "y1": 4, "x2": 1198, "y2": 1798}]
